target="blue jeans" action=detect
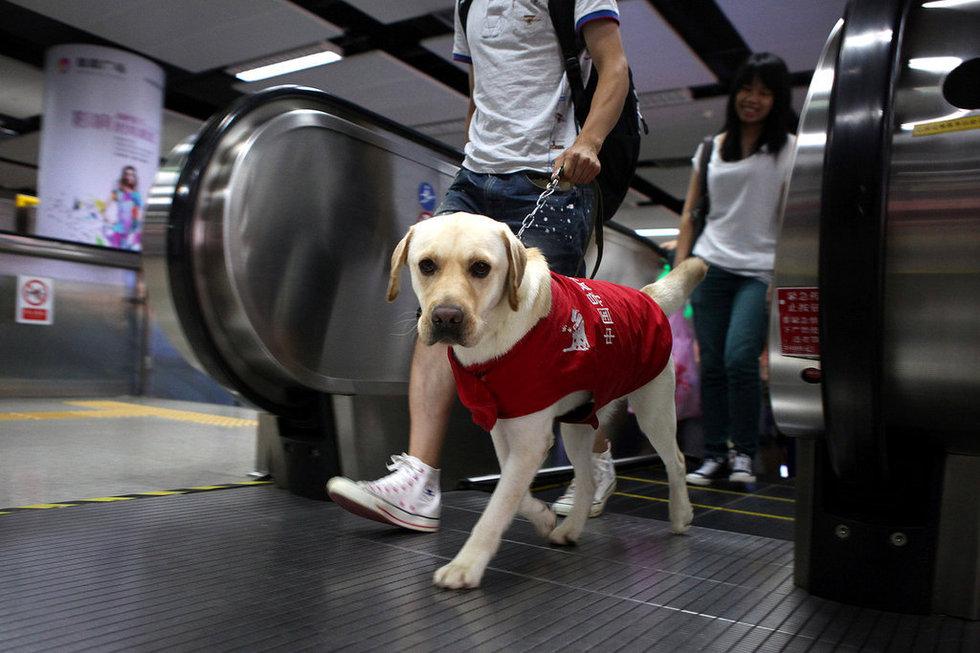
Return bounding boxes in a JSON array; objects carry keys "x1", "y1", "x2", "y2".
[
  {"x1": 435, "y1": 168, "x2": 594, "y2": 277},
  {"x1": 690, "y1": 265, "x2": 769, "y2": 458}
]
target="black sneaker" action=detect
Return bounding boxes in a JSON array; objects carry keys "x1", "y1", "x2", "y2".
[{"x1": 729, "y1": 452, "x2": 757, "y2": 483}]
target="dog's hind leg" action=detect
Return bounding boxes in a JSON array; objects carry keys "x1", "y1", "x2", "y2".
[
  {"x1": 549, "y1": 422, "x2": 595, "y2": 545},
  {"x1": 433, "y1": 413, "x2": 553, "y2": 589},
  {"x1": 519, "y1": 492, "x2": 556, "y2": 538},
  {"x1": 629, "y1": 361, "x2": 693, "y2": 534}
]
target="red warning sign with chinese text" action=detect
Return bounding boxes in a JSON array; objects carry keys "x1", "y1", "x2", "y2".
[
  {"x1": 776, "y1": 287, "x2": 819, "y2": 358},
  {"x1": 16, "y1": 275, "x2": 54, "y2": 325}
]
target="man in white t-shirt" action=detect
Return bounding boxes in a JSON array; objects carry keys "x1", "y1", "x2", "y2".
[{"x1": 327, "y1": 0, "x2": 632, "y2": 530}]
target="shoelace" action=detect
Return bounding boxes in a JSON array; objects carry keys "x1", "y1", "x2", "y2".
[
  {"x1": 386, "y1": 453, "x2": 416, "y2": 474},
  {"x1": 366, "y1": 454, "x2": 420, "y2": 493}
]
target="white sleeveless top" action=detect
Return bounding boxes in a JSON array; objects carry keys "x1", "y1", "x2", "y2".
[{"x1": 692, "y1": 133, "x2": 796, "y2": 283}]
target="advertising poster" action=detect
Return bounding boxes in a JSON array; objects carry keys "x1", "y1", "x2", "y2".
[{"x1": 35, "y1": 44, "x2": 164, "y2": 251}]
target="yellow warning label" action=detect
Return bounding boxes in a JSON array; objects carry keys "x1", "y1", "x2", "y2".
[{"x1": 912, "y1": 114, "x2": 980, "y2": 137}]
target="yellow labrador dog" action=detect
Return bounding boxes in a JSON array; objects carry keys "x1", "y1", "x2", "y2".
[{"x1": 387, "y1": 212, "x2": 705, "y2": 589}]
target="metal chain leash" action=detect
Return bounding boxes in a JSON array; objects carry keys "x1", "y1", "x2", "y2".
[{"x1": 517, "y1": 165, "x2": 564, "y2": 241}]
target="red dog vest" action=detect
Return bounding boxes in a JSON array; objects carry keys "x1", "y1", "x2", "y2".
[{"x1": 449, "y1": 272, "x2": 672, "y2": 431}]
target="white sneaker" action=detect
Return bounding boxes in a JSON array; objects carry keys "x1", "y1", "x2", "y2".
[
  {"x1": 326, "y1": 454, "x2": 440, "y2": 532},
  {"x1": 552, "y1": 443, "x2": 617, "y2": 517},
  {"x1": 729, "y1": 452, "x2": 757, "y2": 483},
  {"x1": 686, "y1": 456, "x2": 728, "y2": 486}
]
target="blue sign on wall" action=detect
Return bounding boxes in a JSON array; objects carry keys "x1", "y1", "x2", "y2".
[{"x1": 418, "y1": 182, "x2": 437, "y2": 212}]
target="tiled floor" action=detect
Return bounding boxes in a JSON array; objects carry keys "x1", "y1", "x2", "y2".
[
  {"x1": 0, "y1": 396, "x2": 260, "y2": 508},
  {"x1": 2, "y1": 396, "x2": 978, "y2": 651}
]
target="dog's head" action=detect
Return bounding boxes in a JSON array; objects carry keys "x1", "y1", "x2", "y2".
[{"x1": 387, "y1": 212, "x2": 527, "y2": 347}]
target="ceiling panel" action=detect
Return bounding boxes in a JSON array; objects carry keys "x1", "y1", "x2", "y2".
[
  {"x1": 233, "y1": 50, "x2": 468, "y2": 130},
  {"x1": 420, "y1": 33, "x2": 471, "y2": 73},
  {"x1": 641, "y1": 95, "x2": 728, "y2": 160},
  {"x1": 0, "y1": 0, "x2": 854, "y2": 227},
  {"x1": 0, "y1": 159, "x2": 37, "y2": 191},
  {"x1": 0, "y1": 131, "x2": 40, "y2": 163},
  {"x1": 718, "y1": 0, "x2": 846, "y2": 72},
  {"x1": 0, "y1": 56, "x2": 44, "y2": 119},
  {"x1": 345, "y1": 0, "x2": 454, "y2": 25},
  {"x1": 160, "y1": 110, "x2": 203, "y2": 157},
  {"x1": 619, "y1": 0, "x2": 717, "y2": 93},
  {"x1": 7, "y1": 0, "x2": 342, "y2": 73}
]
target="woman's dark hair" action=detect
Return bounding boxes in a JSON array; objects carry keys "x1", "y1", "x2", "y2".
[{"x1": 720, "y1": 52, "x2": 796, "y2": 161}]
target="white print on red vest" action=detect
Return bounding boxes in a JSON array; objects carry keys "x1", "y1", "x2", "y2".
[
  {"x1": 560, "y1": 280, "x2": 619, "y2": 353},
  {"x1": 562, "y1": 309, "x2": 591, "y2": 352}
]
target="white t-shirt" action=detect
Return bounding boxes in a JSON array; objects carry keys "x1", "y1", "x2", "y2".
[
  {"x1": 453, "y1": 0, "x2": 620, "y2": 174},
  {"x1": 691, "y1": 133, "x2": 796, "y2": 283}
]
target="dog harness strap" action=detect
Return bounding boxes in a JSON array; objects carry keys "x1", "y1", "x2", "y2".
[{"x1": 449, "y1": 273, "x2": 673, "y2": 431}]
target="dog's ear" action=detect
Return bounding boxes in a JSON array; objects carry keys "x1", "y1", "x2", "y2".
[
  {"x1": 386, "y1": 227, "x2": 414, "y2": 302},
  {"x1": 504, "y1": 227, "x2": 527, "y2": 311}
]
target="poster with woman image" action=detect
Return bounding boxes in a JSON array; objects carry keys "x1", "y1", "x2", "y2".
[{"x1": 35, "y1": 44, "x2": 163, "y2": 251}]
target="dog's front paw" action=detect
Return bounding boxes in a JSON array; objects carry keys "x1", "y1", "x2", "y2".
[
  {"x1": 670, "y1": 500, "x2": 694, "y2": 534},
  {"x1": 433, "y1": 560, "x2": 485, "y2": 589},
  {"x1": 548, "y1": 519, "x2": 583, "y2": 546}
]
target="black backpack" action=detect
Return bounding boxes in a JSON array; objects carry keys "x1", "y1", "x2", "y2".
[{"x1": 458, "y1": 0, "x2": 646, "y2": 222}]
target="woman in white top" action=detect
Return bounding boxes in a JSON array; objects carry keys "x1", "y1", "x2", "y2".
[{"x1": 674, "y1": 52, "x2": 797, "y2": 486}]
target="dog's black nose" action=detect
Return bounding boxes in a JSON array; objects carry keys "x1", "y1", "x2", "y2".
[
  {"x1": 431, "y1": 305, "x2": 464, "y2": 327},
  {"x1": 429, "y1": 305, "x2": 465, "y2": 344}
]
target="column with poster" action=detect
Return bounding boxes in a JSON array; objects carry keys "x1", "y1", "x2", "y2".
[{"x1": 35, "y1": 44, "x2": 164, "y2": 251}]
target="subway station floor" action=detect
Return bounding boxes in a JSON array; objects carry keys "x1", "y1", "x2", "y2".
[{"x1": 2, "y1": 397, "x2": 978, "y2": 651}]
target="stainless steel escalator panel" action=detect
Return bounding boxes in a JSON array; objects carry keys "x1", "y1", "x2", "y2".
[
  {"x1": 771, "y1": 3, "x2": 980, "y2": 449},
  {"x1": 882, "y1": 2, "x2": 980, "y2": 451},
  {"x1": 768, "y1": 19, "x2": 841, "y2": 438},
  {"x1": 144, "y1": 139, "x2": 201, "y2": 379},
  {"x1": 145, "y1": 87, "x2": 460, "y2": 413}
]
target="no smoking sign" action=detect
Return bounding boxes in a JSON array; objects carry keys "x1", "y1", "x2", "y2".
[{"x1": 16, "y1": 275, "x2": 54, "y2": 325}]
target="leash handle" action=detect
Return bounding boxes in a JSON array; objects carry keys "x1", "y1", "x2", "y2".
[{"x1": 517, "y1": 165, "x2": 563, "y2": 240}]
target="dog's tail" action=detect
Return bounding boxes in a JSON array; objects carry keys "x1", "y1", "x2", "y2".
[{"x1": 641, "y1": 257, "x2": 708, "y2": 317}]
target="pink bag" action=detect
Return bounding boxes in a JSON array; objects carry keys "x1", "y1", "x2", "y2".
[{"x1": 669, "y1": 310, "x2": 701, "y2": 420}]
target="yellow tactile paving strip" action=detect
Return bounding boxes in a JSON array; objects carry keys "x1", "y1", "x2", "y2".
[
  {"x1": 0, "y1": 481, "x2": 273, "y2": 515},
  {"x1": 0, "y1": 400, "x2": 258, "y2": 428}
]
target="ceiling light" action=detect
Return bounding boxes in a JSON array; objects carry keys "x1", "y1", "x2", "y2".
[
  {"x1": 923, "y1": 0, "x2": 979, "y2": 8},
  {"x1": 228, "y1": 43, "x2": 343, "y2": 83},
  {"x1": 635, "y1": 228, "x2": 679, "y2": 238},
  {"x1": 908, "y1": 56, "x2": 962, "y2": 72},
  {"x1": 235, "y1": 50, "x2": 342, "y2": 82}
]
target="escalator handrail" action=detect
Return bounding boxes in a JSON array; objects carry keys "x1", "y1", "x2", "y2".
[{"x1": 818, "y1": 0, "x2": 912, "y2": 483}]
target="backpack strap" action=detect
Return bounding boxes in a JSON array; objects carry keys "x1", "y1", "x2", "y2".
[
  {"x1": 696, "y1": 135, "x2": 713, "y2": 199},
  {"x1": 457, "y1": 0, "x2": 472, "y2": 31},
  {"x1": 548, "y1": 0, "x2": 588, "y2": 126},
  {"x1": 689, "y1": 135, "x2": 714, "y2": 250},
  {"x1": 548, "y1": 1, "x2": 604, "y2": 278}
]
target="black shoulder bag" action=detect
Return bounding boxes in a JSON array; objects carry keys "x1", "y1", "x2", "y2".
[{"x1": 689, "y1": 135, "x2": 715, "y2": 249}]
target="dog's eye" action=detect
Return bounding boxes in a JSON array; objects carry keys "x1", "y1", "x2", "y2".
[
  {"x1": 470, "y1": 261, "x2": 491, "y2": 278},
  {"x1": 419, "y1": 259, "x2": 436, "y2": 275}
]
